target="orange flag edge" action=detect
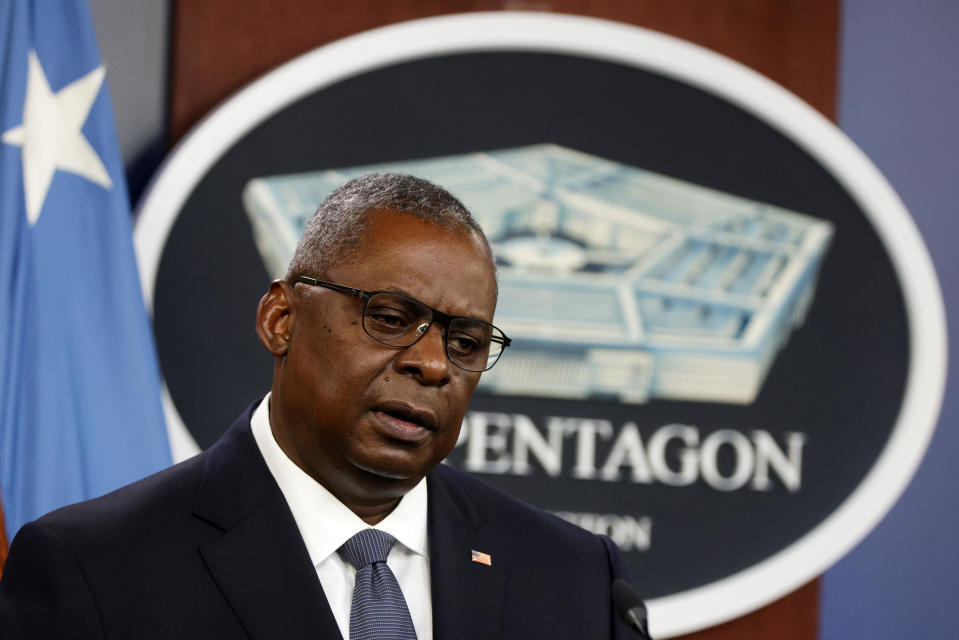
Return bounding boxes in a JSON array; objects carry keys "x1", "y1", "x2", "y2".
[{"x1": 0, "y1": 493, "x2": 8, "y2": 577}]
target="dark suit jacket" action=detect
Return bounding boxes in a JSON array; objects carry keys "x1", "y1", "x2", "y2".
[{"x1": 0, "y1": 404, "x2": 632, "y2": 639}]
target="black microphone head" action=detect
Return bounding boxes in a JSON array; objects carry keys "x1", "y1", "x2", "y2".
[{"x1": 612, "y1": 579, "x2": 651, "y2": 638}]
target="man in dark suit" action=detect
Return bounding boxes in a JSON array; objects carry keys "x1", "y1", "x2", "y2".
[{"x1": 0, "y1": 174, "x2": 632, "y2": 639}]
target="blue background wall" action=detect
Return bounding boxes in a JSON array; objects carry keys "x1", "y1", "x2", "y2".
[
  {"x1": 87, "y1": 0, "x2": 957, "y2": 636},
  {"x1": 821, "y1": 1, "x2": 958, "y2": 637}
]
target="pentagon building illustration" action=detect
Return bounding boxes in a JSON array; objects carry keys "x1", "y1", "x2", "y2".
[{"x1": 243, "y1": 144, "x2": 833, "y2": 405}]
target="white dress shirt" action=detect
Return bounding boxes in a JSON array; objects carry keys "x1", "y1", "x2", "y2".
[{"x1": 251, "y1": 394, "x2": 433, "y2": 639}]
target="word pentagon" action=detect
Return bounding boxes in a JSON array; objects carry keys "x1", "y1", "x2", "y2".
[{"x1": 455, "y1": 412, "x2": 806, "y2": 493}]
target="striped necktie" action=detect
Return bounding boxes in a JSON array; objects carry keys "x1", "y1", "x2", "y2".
[{"x1": 338, "y1": 529, "x2": 417, "y2": 640}]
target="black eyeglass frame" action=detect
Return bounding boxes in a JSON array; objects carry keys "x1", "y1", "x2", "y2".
[{"x1": 291, "y1": 275, "x2": 512, "y2": 372}]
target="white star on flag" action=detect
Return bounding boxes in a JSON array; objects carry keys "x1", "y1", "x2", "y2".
[{"x1": 2, "y1": 50, "x2": 112, "y2": 225}]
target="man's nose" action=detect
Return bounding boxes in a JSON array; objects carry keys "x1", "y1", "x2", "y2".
[{"x1": 394, "y1": 323, "x2": 451, "y2": 385}]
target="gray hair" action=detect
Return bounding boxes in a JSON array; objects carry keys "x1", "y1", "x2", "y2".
[{"x1": 285, "y1": 172, "x2": 494, "y2": 281}]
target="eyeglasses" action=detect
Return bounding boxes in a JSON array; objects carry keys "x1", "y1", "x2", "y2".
[{"x1": 292, "y1": 276, "x2": 511, "y2": 372}]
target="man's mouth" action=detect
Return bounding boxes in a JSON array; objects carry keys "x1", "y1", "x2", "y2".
[{"x1": 371, "y1": 401, "x2": 438, "y2": 442}]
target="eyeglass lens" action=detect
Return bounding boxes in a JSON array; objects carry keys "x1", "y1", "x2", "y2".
[{"x1": 362, "y1": 292, "x2": 504, "y2": 371}]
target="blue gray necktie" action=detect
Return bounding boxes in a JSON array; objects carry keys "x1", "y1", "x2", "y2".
[{"x1": 338, "y1": 529, "x2": 417, "y2": 640}]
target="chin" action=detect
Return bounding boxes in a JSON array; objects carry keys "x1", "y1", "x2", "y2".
[{"x1": 353, "y1": 454, "x2": 429, "y2": 484}]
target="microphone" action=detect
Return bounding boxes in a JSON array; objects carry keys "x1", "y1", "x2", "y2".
[{"x1": 612, "y1": 578, "x2": 652, "y2": 639}]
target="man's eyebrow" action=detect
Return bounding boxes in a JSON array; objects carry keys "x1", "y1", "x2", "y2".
[
  {"x1": 381, "y1": 285, "x2": 414, "y2": 297},
  {"x1": 381, "y1": 286, "x2": 494, "y2": 324}
]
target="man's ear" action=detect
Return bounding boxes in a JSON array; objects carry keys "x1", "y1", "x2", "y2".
[{"x1": 256, "y1": 280, "x2": 295, "y2": 356}]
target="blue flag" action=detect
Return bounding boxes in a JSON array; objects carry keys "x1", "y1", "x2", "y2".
[{"x1": 0, "y1": 1, "x2": 171, "y2": 540}]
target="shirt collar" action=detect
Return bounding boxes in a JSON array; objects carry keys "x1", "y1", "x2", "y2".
[{"x1": 250, "y1": 393, "x2": 429, "y2": 567}]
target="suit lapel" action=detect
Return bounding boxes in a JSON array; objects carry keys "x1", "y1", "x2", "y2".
[
  {"x1": 194, "y1": 408, "x2": 342, "y2": 640},
  {"x1": 194, "y1": 407, "x2": 510, "y2": 640},
  {"x1": 428, "y1": 466, "x2": 507, "y2": 640}
]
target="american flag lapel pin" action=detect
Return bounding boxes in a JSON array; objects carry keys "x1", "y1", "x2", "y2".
[{"x1": 470, "y1": 549, "x2": 492, "y2": 567}]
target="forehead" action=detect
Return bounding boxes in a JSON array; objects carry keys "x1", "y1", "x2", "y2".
[{"x1": 327, "y1": 210, "x2": 497, "y2": 320}]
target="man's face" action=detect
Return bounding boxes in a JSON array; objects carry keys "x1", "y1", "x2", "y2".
[{"x1": 267, "y1": 210, "x2": 497, "y2": 506}]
